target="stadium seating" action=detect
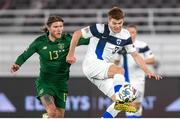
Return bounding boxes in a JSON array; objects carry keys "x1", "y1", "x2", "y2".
[
  {"x1": 3, "y1": 0, "x2": 180, "y2": 9},
  {"x1": 0, "y1": 0, "x2": 180, "y2": 77}
]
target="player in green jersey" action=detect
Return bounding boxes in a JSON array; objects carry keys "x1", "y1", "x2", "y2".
[{"x1": 10, "y1": 15, "x2": 89, "y2": 118}]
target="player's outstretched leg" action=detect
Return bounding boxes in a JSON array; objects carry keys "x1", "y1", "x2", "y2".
[{"x1": 113, "y1": 74, "x2": 137, "y2": 113}]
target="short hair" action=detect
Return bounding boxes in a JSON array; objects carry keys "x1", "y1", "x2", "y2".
[
  {"x1": 127, "y1": 24, "x2": 137, "y2": 29},
  {"x1": 108, "y1": 7, "x2": 124, "y2": 20},
  {"x1": 42, "y1": 15, "x2": 64, "y2": 33},
  {"x1": 46, "y1": 15, "x2": 64, "y2": 26}
]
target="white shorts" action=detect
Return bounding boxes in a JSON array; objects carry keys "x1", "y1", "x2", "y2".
[{"x1": 82, "y1": 58, "x2": 114, "y2": 98}]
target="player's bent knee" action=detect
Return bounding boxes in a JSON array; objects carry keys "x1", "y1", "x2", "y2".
[
  {"x1": 118, "y1": 67, "x2": 124, "y2": 74},
  {"x1": 111, "y1": 65, "x2": 124, "y2": 74},
  {"x1": 108, "y1": 65, "x2": 125, "y2": 78}
]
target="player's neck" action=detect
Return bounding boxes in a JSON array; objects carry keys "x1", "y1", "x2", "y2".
[{"x1": 48, "y1": 34, "x2": 61, "y2": 42}]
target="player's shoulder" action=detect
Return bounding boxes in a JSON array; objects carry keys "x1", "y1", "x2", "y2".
[
  {"x1": 119, "y1": 28, "x2": 131, "y2": 39},
  {"x1": 34, "y1": 34, "x2": 47, "y2": 42},
  {"x1": 60, "y1": 33, "x2": 73, "y2": 44},
  {"x1": 121, "y1": 28, "x2": 130, "y2": 35},
  {"x1": 96, "y1": 23, "x2": 104, "y2": 27},
  {"x1": 89, "y1": 23, "x2": 104, "y2": 28},
  {"x1": 135, "y1": 40, "x2": 148, "y2": 47}
]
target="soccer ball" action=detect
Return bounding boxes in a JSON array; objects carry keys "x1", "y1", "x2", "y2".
[{"x1": 118, "y1": 83, "x2": 137, "y2": 103}]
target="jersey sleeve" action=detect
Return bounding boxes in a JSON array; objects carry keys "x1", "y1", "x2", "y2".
[
  {"x1": 124, "y1": 37, "x2": 136, "y2": 53},
  {"x1": 77, "y1": 37, "x2": 90, "y2": 46},
  {"x1": 141, "y1": 43, "x2": 154, "y2": 59},
  {"x1": 81, "y1": 24, "x2": 104, "y2": 38},
  {"x1": 15, "y1": 39, "x2": 38, "y2": 66}
]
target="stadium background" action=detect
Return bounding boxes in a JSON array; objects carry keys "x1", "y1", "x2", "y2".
[{"x1": 0, "y1": 0, "x2": 180, "y2": 118}]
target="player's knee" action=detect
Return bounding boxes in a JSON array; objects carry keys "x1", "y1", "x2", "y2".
[
  {"x1": 114, "y1": 66, "x2": 124, "y2": 74},
  {"x1": 108, "y1": 65, "x2": 124, "y2": 78}
]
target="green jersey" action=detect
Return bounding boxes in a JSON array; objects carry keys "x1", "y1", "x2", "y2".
[{"x1": 15, "y1": 33, "x2": 89, "y2": 92}]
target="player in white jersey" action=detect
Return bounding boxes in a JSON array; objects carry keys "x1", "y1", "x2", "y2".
[
  {"x1": 66, "y1": 7, "x2": 161, "y2": 118},
  {"x1": 114, "y1": 24, "x2": 156, "y2": 118}
]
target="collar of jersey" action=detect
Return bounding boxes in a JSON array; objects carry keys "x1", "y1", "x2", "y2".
[{"x1": 45, "y1": 34, "x2": 62, "y2": 44}]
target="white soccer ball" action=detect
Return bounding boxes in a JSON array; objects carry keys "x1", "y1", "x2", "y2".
[{"x1": 118, "y1": 83, "x2": 137, "y2": 103}]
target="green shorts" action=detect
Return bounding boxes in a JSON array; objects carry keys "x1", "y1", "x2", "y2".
[{"x1": 35, "y1": 79, "x2": 68, "y2": 109}]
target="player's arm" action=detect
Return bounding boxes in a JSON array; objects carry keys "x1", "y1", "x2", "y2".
[
  {"x1": 130, "y1": 51, "x2": 161, "y2": 80},
  {"x1": 145, "y1": 57, "x2": 156, "y2": 65},
  {"x1": 66, "y1": 25, "x2": 94, "y2": 64},
  {"x1": 66, "y1": 33, "x2": 89, "y2": 46},
  {"x1": 10, "y1": 40, "x2": 37, "y2": 73},
  {"x1": 131, "y1": 52, "x2": 150, "y2": 73},
  {"x1": 66, "y1": 30, "x2": 82, "y2": 64},
  {"x1": 144, "y1": 48, "x2": 156, "y2": 65}
]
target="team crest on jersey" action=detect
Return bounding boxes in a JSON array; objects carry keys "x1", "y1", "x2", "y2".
[
  {"x1": 58, "y1": 43, "x2": 64, "y2": 49},
  {"x1": 116, "y1": 39, "x2": 122, "y2": 45}
]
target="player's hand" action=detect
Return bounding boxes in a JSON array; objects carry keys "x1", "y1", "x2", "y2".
[
  {"x1": 146, "y1": 72, "x2": 162, "y2": 80},
  {"x1": 66, "y1": 54, "x2": 76, "y2": 64},
  {"x1": 10, "y1": 64, "x2": 20, "y2": 73}
]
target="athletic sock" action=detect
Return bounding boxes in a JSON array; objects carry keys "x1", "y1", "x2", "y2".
[
  {"x1": 113, "y1": 74, "x2": 125, "y2": 100},
  {"x1": 102, "y1": 102, "x2": 121, "y2": 118}
]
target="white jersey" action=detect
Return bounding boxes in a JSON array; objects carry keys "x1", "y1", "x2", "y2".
[
  {"x1": 114, "y1": 40, "x2": 154, "y2": 81},
  {"x1": 80, "y1": 24, "x2": 136, "y2": 98},
  {"x1": 81, "y1": 24, "x2": 136, "y2": 62}
]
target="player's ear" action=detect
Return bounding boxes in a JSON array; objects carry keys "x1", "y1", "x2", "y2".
[
  {"x1": 47, "y1": 26, "x2": 50, "y2": 31},
  {"x1": 121, "y1": 19, "x2": 124, "y2": 25},
  {"x1": 108, "y1": 16, "x2": 112, "y2": 23}
]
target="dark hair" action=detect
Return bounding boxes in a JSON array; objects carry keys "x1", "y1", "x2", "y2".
[
  {"x1": 108, "y1": 7, "x2": 124, "y2": 20},
  {"x1": 127, "y1": 24, "x2": 137, "y2": 30},
  {"x1": 42, "y1": 15, "x2": 64, "y2": 33}
]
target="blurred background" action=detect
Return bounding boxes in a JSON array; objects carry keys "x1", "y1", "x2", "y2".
[{"x1": 0, "y1": 0, "x2": 180, "y2": 118}]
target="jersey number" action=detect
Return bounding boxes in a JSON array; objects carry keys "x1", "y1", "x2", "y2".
[
  {"x1": 49, "y1": 51, "x2": 59, "y2": 60},
  {"x1": 112, "y1": 46, "x2": 120, "y2": 54}
]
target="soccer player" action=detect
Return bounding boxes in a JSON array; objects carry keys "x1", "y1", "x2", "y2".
[
  {"x1": 114, "y1": 24, "x2": 156, "y2": 118},
  {"x1": 66, "y1": 7, "x2": 161, "y2": 118},
  {"x1": 10, "y1": 15, "x2": 89, "y2": 118}
]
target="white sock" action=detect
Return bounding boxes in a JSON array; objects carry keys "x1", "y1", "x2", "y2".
[
  {"x1": 113, "y1": 74, "x2": 125, "y2": 100},
  {"x1": 102, "y1": 102, "x2": 121, "y2": 118}
]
